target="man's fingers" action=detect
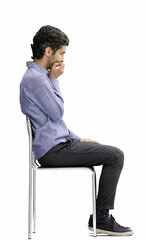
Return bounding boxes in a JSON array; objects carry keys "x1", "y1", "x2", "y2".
[
  {"x1": 52, "y1": 62, "x2": 61, "y2": 68},
  {"x1": 80, "y1": 138, "x2": 100, "y2": 144},
  {"x1": 49, "y1": 62, "x2": 65, "y2": 79}
]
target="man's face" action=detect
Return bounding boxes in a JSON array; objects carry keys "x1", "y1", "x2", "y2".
[{"x1": 48, "y1": 45, "x2": 66, "y2": 69}]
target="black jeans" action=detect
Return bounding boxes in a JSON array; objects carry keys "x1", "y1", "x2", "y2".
[{"x1": 38, "y1": 138, "x2": 124, "y2": 211}]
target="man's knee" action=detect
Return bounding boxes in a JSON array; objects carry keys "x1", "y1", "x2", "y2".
[{"x1": 115, "y1": 148, "x2": 124, "y2": 170}]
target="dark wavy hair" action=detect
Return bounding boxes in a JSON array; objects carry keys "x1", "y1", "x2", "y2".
[{"x1": 31, "y1": 25, "x2": 69, "y2": 59}]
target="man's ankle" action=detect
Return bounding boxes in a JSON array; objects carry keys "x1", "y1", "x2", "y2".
[{"x1": 96, "y1": 210, "x2": 109, "y2": 219}]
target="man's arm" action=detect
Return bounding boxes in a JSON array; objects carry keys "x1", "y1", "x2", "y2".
[
  {"x1": 30, "y1": 62, "x2": 65, "y2": 121},
  {"x1": 30, "y1": 75, "x2": 64, "y2": 121},
  {"x1": 49, "y1": 63, "x2": 100, "y2": 144}
]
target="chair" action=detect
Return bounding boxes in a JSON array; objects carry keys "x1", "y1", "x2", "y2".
[{"x1": 26, "y1": 116, "x2": 97, "y2": 238}]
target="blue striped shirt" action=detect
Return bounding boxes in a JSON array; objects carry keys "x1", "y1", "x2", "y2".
[{"x1": 20, "y1": 61, "x2": 80, "y2": 159}]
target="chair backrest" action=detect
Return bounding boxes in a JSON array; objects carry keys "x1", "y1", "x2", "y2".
[{"x1": 26, "y1": 116, "x2": 40, "y2": 168}]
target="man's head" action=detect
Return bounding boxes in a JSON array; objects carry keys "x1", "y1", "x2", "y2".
[{"x1": 31, "y1": 25, "x2": 69, "y2": 69}]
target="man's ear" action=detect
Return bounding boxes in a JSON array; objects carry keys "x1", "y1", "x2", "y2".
[{"x1": 45, "y1": 47, "x2": 53, "y2": 57}]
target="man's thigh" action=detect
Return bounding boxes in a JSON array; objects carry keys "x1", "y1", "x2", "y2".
[{"x1": 38, "y1": 138, "x2": 123, "y2": 167}]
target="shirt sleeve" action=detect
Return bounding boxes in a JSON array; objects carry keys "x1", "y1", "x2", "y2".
[
  {"x1": 67, "y1": 129, "x2": 80, "y2": 139},
  {"x1": 30, "y1": 76, "x2": 64, "y2": 121}
]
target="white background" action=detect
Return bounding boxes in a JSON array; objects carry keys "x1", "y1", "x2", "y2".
[{"x1": 0, "y1": 0, "x2": 146, "y2": 239}]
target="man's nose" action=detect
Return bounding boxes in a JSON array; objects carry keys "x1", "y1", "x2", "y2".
[{"x1": 61, "y1": 56, "x2": 64, "y2": 62}]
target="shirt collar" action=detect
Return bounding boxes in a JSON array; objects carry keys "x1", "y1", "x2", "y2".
[{"x1": 26, "y1": 61, "x2": 49, "y2": 75}]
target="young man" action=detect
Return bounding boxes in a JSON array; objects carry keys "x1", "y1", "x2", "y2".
[{"x1": 20, "y1": 25, "x2": 133, "y2": 236}]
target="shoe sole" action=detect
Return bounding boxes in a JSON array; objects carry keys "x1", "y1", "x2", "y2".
[{"x1": 88, "y1": 226, "x2": 134, "y2": 236}]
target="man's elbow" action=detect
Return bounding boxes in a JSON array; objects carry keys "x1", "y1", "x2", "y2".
[{"x1": 50, "y1": 107, "x2": 64, "y2": 121}]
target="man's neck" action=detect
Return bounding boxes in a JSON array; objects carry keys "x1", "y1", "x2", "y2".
[{"x1": 33, "y1": 59, "x2": 48, "y2": 70}]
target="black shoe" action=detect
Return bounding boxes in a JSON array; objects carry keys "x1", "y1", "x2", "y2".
[{"x1": 88, "y1": 214, "x2": 134, "y2": 236}]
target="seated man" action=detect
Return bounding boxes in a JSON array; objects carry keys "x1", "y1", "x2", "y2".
[{"x1": 20, "y1": 25, "x2": 133, "y2": 236}]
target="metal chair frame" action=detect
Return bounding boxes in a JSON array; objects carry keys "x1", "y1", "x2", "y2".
[{"x1": 26, "y1": 116, "x2": 97, "y2": 238}]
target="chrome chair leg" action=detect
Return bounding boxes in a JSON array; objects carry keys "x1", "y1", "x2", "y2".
[
  {"x1": 28, "y1": 161, "x2": 33, "y2": 239},
  {"x1": 33, "y1": 169, "x2": 36, "y2": 233},
  {"x1": 92, "y1": 168, "x2": 97, "y2": 237}
]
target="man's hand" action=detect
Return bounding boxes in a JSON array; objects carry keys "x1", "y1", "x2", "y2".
[
  {"x1": 80, "y1": 138, "x2": 100, "y2": 144},
  {"x1": 49, "y1": 62, "x2": 65, "y2": 79}
]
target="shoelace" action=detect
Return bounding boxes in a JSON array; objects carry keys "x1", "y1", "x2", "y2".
[{"x1": 110, "y1": 215, "x2": 116, "y2": 228}]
